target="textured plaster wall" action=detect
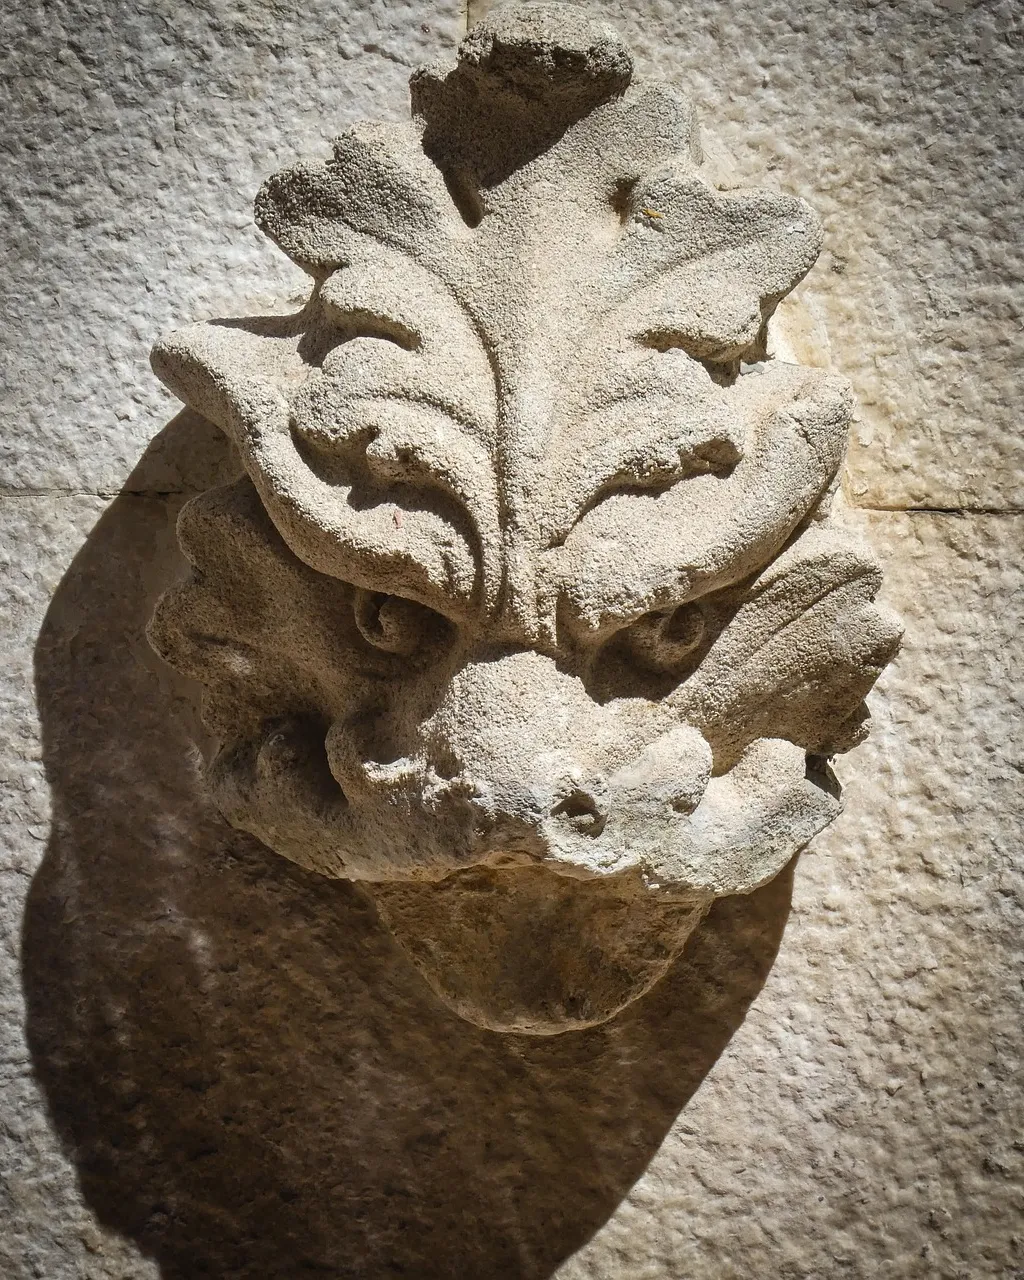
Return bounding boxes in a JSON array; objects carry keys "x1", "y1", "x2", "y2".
[{"x1": 0, "y1": 1, "x2": 1021, "y2": 1278}]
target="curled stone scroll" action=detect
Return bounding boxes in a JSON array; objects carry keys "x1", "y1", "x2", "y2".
[{"x1": 148, "y1": 2, "x2": 902, "y2": 1033}]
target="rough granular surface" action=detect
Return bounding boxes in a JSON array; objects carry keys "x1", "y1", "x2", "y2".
[{"x1": 1, "y1": 0, "x2": 1022, "y2": 1277}]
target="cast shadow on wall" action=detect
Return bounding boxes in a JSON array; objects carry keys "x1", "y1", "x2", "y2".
[{"x1": 22, "y1": 411, "x2": 794, "y2": 1280}]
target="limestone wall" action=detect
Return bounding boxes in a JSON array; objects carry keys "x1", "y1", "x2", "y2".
[{"x1": 2, "y1": 1, "x2": 1021, "y2": 1276}]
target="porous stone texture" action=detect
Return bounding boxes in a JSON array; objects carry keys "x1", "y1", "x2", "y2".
[
  {"x1": 1, "y1": 0, "x2": 1022, "y2": 1277},
  {"x1": 145, "y1": 4, "x2": 900, "y2": 1034},
  {"x1": 0, "y1": 0, "x2": 463, "y2": 494}
]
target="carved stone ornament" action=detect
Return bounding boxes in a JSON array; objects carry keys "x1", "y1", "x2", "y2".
[{"x1": 148, "y1": 2, "x2": 902, "y2": 1034}]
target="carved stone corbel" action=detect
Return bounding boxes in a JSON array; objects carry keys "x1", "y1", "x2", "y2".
[{"x1": 148, "y1": 2, "x2": 901, "y2": 1033}]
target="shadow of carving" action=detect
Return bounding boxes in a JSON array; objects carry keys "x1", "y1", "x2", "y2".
[{"x1": 22, "y1": 411, "x2": 794, "y2": 1280}]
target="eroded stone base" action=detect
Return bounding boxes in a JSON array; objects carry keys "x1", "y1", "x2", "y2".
[{"x1": 371, "y1": 867, "x2": 712, "y2": 1033}]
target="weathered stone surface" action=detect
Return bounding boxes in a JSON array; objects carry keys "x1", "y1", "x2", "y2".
[
  {"x1": 1, "y1": 0, "x2": 1021, "y2": 1273},
  {"x1": 2, "y1": 453, "x2": 1021, "y2": 1275},
  {"x1": 469, "y1": 0, "x2": 1024, "y2": 511},
  {"x1": 0, "y1": 0, "x2": 463, "y2": 495},
  {"x1": 0, "y1": 493, "x2": 160, "y2": 1280},
  {"x1": 146, "y1": 4, "x2": 899, "y2": 1033},
  {"x1": 0, "y1": 446, "x2": 817, "y2": 1276}
]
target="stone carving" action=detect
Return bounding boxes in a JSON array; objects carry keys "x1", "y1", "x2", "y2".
[{"x1": 147, "y1": 3, "x2": 902, "y2": 1034}]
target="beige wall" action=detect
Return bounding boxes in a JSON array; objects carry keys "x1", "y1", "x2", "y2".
[{"x1": 1, "y1": 1, "x2": 1021, "y2": 1276}]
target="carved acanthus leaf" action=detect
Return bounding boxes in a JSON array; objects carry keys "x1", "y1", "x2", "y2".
[
  {"x1": 672, "y1": 526, "x2": 903, "y2": 766},
  {"x1": 152, "y1": 7, "x2": 840, "y2": 642},
  {"x1": 547, "y1": 363, "x2": 853, "y2": 638},
  {"x1": 148, "y1": 3, "x2": 903, "y2": 1034}
]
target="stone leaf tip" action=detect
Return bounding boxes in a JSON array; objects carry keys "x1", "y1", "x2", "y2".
[{"x1": 458, "y1": 2, "x2": 634, "y2": 100}]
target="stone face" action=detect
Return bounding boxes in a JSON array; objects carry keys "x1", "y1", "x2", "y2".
[
  {"x1": 146, "y1": 3, "x2": 900, "y2": 1032},
  {"x1": 2, "y1": 0, "x2": 1021, "y2": 1274},
  {"x1": 4, "y1": 478, "x2": 1021, "y2": 1278}
]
